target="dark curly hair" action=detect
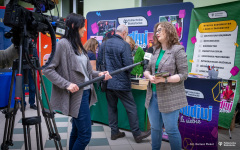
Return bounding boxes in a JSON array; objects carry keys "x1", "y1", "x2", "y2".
[{"x1": 153, "y1": 22, "x2": 180, "y2": 50}]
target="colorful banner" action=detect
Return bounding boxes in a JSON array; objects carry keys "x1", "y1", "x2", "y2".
[
  {"x1": 180, "y1": 77, "x2": 221, "y2": 150},
  {"x1": 186, "y1": 1, "x2": 240, "y2": 129},
  {"x1": 86, "y1": 2, "x2": 194, "y2": 52}
]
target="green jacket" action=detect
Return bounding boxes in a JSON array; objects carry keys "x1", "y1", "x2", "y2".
[{"x1": 131, "y1": 47, "x2": 145, "y2": 77}]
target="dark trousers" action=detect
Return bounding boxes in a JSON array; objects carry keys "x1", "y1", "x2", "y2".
[
  {"x1": 106, "y1": 89, "x2": 141, "y2": 137},
  {"x1": 69, "y1": 89, "x2": 91, "y2": 150},
  {"x1": 22, "y1": 70, "x2": 36, "y2": 106}
]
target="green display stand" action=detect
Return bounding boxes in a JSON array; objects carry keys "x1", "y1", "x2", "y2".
[
  {"x1": 41, "y1": 75, "x2": 52, "y2": 109},
  {"x1": 90, "y1": 85, "x2": 147, "y2": 131}
]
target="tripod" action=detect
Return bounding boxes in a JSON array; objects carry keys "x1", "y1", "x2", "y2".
[{"x1": 1, "y1": 54, "x2": 63, "y2": 149}]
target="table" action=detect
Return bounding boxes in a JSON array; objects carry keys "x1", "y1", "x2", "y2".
[{"x1": 90, "y1": 84, "x2": 148, "y2": 131}]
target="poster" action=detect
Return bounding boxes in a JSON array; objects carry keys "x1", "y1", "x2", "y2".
[
  {"x1": 220, "y1": 80, "x2": 237, "y2": 113},
  {"x1": 186, "y1": 1, "x2": 240, "y2": 129},
  {"x1": 86, "y1": 1, "x2": 194, "y2": 135},
  {"x1": 180, "y1": 78, "x2": 221, "y2": 150},
  {"x1": 87, "y1": 2, "x2": 194, "y2": 52}
]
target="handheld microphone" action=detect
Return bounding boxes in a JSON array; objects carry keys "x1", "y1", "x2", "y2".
[{"x1": 143, "y1": 47, "x2": 154, "y2": 71}]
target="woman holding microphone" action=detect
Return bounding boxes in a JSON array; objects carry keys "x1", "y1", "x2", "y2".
[{"x1": 144, "y1": 22, "x2": 188, "y2": 150}]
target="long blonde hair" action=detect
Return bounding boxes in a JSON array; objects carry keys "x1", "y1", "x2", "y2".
[
  {"x1": 126, "y1": 36, "x2": 136, "y2": 50},
  {"x1": 153, "y1": 22, "x2": 180, "y2": 49},
  {"x1": 83, "y1": 38, "x2": 98, "y2": 54}
]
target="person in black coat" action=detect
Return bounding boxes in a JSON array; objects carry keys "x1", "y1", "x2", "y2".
[{"x1": 97, "y1": 24, "x2": 151, "y2": 143}]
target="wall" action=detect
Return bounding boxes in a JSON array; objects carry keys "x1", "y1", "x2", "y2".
[
  {"x1": 142, "y1": 0, "x2": 183, "y2": 6},
  {"x1": 84, "y1": 0, "x2": 138, "y2": 17},
  {"x1": 183, "y1": 0, "x2": 239, "y2": 8}
]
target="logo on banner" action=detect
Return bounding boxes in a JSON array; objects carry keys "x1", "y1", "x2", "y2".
[
  {"x1": 180, "y1": 105, "x2": 213, "y2": 122},
  {"x1": 218, "y1": 142, "x2": 223, "y2": 146},
  {"x1": 185, "y1": 89, "x2": 204, "y2": 99},
  {"x1": 208, "y1": 11, "x2": 227, "y2": 19},
  {"x1": 118, "y1": 16, "x2": 148, "y2": 27}
]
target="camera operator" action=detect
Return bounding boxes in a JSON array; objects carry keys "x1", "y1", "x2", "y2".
[{"x1": 0, "y1": 44, "x2": 18, "y2": 69}]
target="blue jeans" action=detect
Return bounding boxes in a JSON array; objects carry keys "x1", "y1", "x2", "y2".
[
  {"x1": 22, "y1": 70, "x2": 36, "y2": 106},
  {"x1": 69, "y1": 89, "x2": 91, "y2": 150},
  {"x1": 147, "y1": 92, "x2": 181, "y2": 150}
]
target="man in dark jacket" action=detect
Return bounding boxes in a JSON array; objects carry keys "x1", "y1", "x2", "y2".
[{"x1": 97, "y1": 24, "x2": 150, "y2": 143}]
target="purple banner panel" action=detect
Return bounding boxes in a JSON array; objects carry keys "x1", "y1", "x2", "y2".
[{"x1": 180, "y1": 77, "x2": 221, "y2": 150}]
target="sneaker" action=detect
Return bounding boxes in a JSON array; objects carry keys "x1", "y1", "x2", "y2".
[
  {"x1": 111, "y1": 132, "x2": 125, "y2": 140},
  {"x1": 30, "y1": 104, "x2": 37, "y2": 110},
  {"x1": 134, "y1": 130, "x2": 151, "y2": 143}
]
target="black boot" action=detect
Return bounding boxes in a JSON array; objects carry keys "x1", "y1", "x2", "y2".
[
  {"x1": 111, "y1": 132, "x2": 125, "y2": 140},
  {"x1": 134, "y1": 130, "x2": 151, "y2": 143}
]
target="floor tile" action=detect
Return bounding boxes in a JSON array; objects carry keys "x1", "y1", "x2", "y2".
[
  {"x1": 131, "y1": 143, "x2": 152, "y2": 150},
  {"x1": 13, "y1": 128, "x2": 31, "y2": 134},
  {"x1": 107, "y1": 137, "x2": 129, "y2": 146},
  {"x1": 88, "y1": 138, "x2": 109, "y2": 146},
  {"x1": 88, "y1": 146, "x2": 111, "y2": 150},
  {"x1": 8, "y1": 141, "x2": 24, "y2": 149},
  {"x1": 57, "y1": 127, "x2": 68, "y2": 133},
  {"x1": 44, "y1": 139, "x2": 67, "y2": 148},
  {"x1": 161, "y1": 141, "x2": 171, "y2": 150},
  {"x1": 55, "y1": 122, "x2": 69, "y2": 127},
  {"x1": 111, "y1": 145, "x2": 133, "y2": 150},
  {"x1": 103, "y1": 126, "x2": 111, "y2": 132},
  {"x1": 91, "y1": 132, "x2": 107, "y2": 138},
  {"x1": 91, "y1": 126, "x2": 104, "y2": 132},
  {"x1": 55, "y1": 117, "x2": 69, "y2": 122}
]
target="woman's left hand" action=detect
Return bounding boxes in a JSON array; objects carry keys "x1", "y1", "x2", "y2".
[{"x1": 99, "y1": 71, "x2": 112, "y2": 80}]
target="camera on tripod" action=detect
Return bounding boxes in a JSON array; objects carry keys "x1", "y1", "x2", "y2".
[
  {"x1": 3, "y1": 0, "x2": 66, "y2": 70},
  {"x1": 1, "y1": 1, "x2": 64, "y2": 150}
]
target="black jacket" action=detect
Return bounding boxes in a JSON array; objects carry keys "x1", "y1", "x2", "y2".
[{"x1": 97, "y1": 34, "x2": 133, "y2": 91}]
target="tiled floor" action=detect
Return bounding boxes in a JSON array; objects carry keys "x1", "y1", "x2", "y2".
[{"x1": 0, "y1": 98, "x2": 240, "y2": 150}]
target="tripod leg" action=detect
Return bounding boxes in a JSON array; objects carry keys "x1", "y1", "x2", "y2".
[
  {"x1": 27, "y1": 125, "x2": 32, "y2": 149},
  {"x1": 35, "y1": 124, "x2": 40, "y2": 150},
  {"x1": 8, "y1": 102, "x2": 18, "y2": 145},
  {"x1": 31, "y1": 69, "x2": 44, "y2": 150},
  {"x1": 1, "y1": 69, "x2": 19, "y2": 149},
  {"x1": 15, "y1": 34, "x2": 28, "y2": 150},
  {"x1": 33, "y1": 68, "x2": 62, "y2": 150},
  {"x1": 2, "y1": 69, "x2": 15, "y2": 146},
  {"x1": 39, "y1": 72, "x2": 63, "y2": 149},
  {"x1": 37, "y1": 125, "x2": 44, "y2": 150}
]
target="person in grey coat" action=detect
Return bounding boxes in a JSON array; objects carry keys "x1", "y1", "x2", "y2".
[
  {"x1": 0, "y1": 44, "x2": 18, "y2": 69},
  {"x1": 144, "y1": 22, "x2": 188, "y2": 150},
  {"x1": 42, "y1": 13, "x2": 111, "y2": 150}
]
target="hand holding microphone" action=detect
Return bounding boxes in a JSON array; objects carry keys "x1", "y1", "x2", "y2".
[
  {"x1": 143, "y1": 47, "x2": 154, "y2": 71},
  {"x1": 67, "y1": 83, "x2": 79, "y2": 93},
  {"x1": 98, "y1": 71, "x2": 112, "y2": 80}
]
